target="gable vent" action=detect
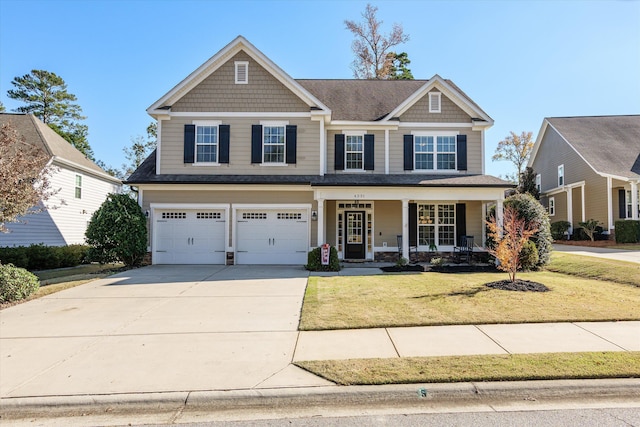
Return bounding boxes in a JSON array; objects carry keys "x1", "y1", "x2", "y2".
[
  {"x1": 235, "y1": 61, "x2": 248, "y2": 84},
  {"x1": 429, "y1": 92, "x2": 441, "y2": 113}
]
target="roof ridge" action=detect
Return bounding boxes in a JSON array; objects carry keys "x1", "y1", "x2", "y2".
[{"x1": 27, "y1": 114, "x2": 55, "y2": 158}]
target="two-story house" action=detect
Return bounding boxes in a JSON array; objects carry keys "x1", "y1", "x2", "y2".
[
  {"x1": 0, "y1": 113, "x2": 122, "y2": 247},
  {"x1": 529, "y1": 115, "x2": 640, "y2": 237},
  {"x1": 126, "y1": 36, "x2": 512, "y2": 265}
]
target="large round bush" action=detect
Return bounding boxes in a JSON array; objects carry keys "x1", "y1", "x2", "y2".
[
  {"x1": 504, "y1": 193, "x2": 552, "y2": 267},
  {"x1": 0, "y1": 263, "x2": 40, "y2": 303},
  {"x1": 85, "y1": 193, "x2": 147, "y2": 267}
]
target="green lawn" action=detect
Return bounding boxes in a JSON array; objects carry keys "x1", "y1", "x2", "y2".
[
  {"x1": 547, "y1": 252, "x2": 640, "y2": 286},
  {"x1": 299, "y1": 258, "x2": 640, "y2": 330},
  {"x1": 296, "y1": 352, "x2": 640, "y2": 385}
]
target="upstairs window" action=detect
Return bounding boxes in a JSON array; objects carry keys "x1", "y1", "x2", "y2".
[
  {"x1": 558, "y1": 164, "x2": 564, "y2": 186},
  {"x1": 263, "y1": 125, "x2": 285, "y2": 163},
  {"x1": 536, "y1": 174, "x2": 541, "y2": 193},
  {"x1": 549, "y1": 197, "x2": 555, "y2": 216},
  {"x1": 75, "y1": 175, "x2": 82, "y2": 199},
  {"x1": 414, "y1": 136, "x2": 434, "y2": 170},
  {"x1": 345, "y1": 134, "x2": 364, "y2": 170},
  {"x1": 429, "y1": 92, "x2": 441, "y2": 113},
  {"x1": 413, "y1": 134, "x2": 456, "y2": 171},
  {"x1": 235, "y1": 61, "x2": 248, "y2": 84},
  {"x1": 196, "y1": 125, "x2": 218, "y2": 163}
]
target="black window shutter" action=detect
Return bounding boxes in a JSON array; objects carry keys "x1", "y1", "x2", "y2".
[
  {"x1": 251, "y1": 125, "x2": 262, "y2": 164},
  {"x1": 219, "y1": 124, "x2": 230, "y2": 164},
  {"x1": 364, "y1": 134, "x2": 374, "y2": 170},
  {"x1": 335, "y1": 134, "x2": 345, "y2": 170},
  {"x1": 457, "y1": 135, "x2": 467, "y2": 171},
  {"x1": 409, "y1": 203, "x2": 418, "y2": 246},
  {"x1": 286, "y1": 125, "x2": 297, "y2": 164},
  {"x1": 403, "y1": 135, "x2": 414, "y2": 170},
  {"x1": 619, "y1": 189, "x2": 626, "y2": 219},
  {"x1": 456, "y1": 203, "x2": 467, "y2": 245},
  {"x1": 184, "y1": 124, "x2": 195, "y2": 163}
]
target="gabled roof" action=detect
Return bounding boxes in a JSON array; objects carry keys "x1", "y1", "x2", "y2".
[
  {"x1": 0, "y1": 113, "x2": 121, "y2": 183},
  {"x1": 147, "y1": 35, "x2": 330, "y2": 116},
  {"x1": 529, "y1": 115, "x2": 640, "y2": 180}
]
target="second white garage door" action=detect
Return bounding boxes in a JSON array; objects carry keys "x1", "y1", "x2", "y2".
[{"x1": 236, "y1": 209, "x2": 309, "y2": 265}]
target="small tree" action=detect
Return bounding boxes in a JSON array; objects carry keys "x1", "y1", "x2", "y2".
[
  {"x1": 518, "y1": 166, "x2": 540, "y2": 199},
  {"x1": 487, "y1": 205, "x2": 539, "y2": 283},
  {"x1": 0, "y1": 122, "x2": 56, "y2": 233},
  {"x1": 492, "y1": 131, "x2": 535, "y2": 186},
  {"x1": 386, "y1": 52, "x2": 414, "y2": 80},
  {"x1": 579, "y1": 219, "x2": 600, "y2": 241},
  {"x1": 85, "y1": 194, "x2": 147, "y2": 267}
]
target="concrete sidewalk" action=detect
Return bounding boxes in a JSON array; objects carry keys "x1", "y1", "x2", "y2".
[{"x1": 554, "y1": 244, "x2": 640, "y2": 264}]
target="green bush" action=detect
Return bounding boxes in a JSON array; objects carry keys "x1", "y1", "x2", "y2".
[
  {"x1": 0, "y1": 263, "x2": 40, "y2": 303},
  {"x1": 519, "y1": 240, "x2": 539, "y2": 271},
  {"x1": 550, "y1": 221, "x2": 571, "y2": 241},
  {"x1": 58, "y1": 245, "x2": 90, "y2": 267},
  {"x1": 615, "y1": 220, "x2": 640, "y2": 243},
  {"x1": 0, "y1": 244, "x2": 90, "y2": 271},
  {"x1": 85, "y1": 194, "x2": 148, "y2": 267},
  {"x1": 305, "y1": 246, "x2": 341, "y2": 271},
  {"x1": 26, "y1": 243, "x2": 61, "y2": 270},
  {"x1": 0, "y1": 246, "x2": 28, "y2": 268}
]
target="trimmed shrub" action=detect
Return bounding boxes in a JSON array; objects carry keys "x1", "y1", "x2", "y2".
[
  {"x1": 85, "y1": 194, "x2": 148, "y2": 267},
  {"x1": 0, "y1": 263, "x2": 40, "y2": 303},
  {"x1": 0, "y1": 246, "x2": 28, "y2": 268},
  {"x1": 26, "y1": 243, "x2": 61, "y2": 271},
  {"x1": 519, "y1": 240, "x2": 539, "y2": 271},
  {"x1": 0, "y1": 244, "x2": 90, "y2": 271},
  {"x1": 550, "y1": 221, "x2": 571, "y2": 241},
  {"x1": 58, "y1": 245, "x2": 90, "y2": 267},
  {"x1": 305, "y1": 246, "x2": 341, "y2": 271},
  {"x1": 615, "y1": 220, "x2": 640, "y2": 243}
]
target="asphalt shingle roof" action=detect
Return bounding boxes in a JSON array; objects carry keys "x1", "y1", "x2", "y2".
[{"x1": 547, "y1": 115, "x2": 640, "y2": 179}]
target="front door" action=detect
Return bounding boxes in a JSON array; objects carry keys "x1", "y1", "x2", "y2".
[{"x1": 345, "y1": 211, "x2": 366, "y2": 259}]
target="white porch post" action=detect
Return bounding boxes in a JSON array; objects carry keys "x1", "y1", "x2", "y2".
[
  {"x1": 581, "y1": 184, "x2": 586, "y2": 222},
  {"x1": 319, "y1": 119, "x2": 326, "y2": 176},
  {"x1": 384, "y1": 129, "x2": 390, "y2": 175},
  {"x1": 566, "y1": 188, "x2": 573, "y2": 234},
  {"x1": 317, "y1": 198, "x2": 325, "y2": 246},
  {"x1": 632, "y1": 182, "x2": 639, "y2": 220},
  {"x1": 402, "y1": 199, "x2": 409, "y2": 260},
  {"x1": 481, "y1": 203, "x2": 487, "y2": 247},
  {"x1": 496, "y1": 199, "x2": 504, "y2": 236},
  {"x1": 607, "y1": 176, "x2": 614, "y2": 231}
]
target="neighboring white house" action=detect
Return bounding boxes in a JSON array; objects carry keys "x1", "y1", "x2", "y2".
[{"x1": 0, "y1": 113, "x2": 122, "y2": 247}]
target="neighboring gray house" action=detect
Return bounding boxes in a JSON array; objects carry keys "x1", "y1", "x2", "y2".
[
  {"x1": 528, "y1": 115, "x2": 640, "y2": 235},
  {"x1": 0, "y1": 113, "x2": 122, "y2": 246},
  {"x1": 127, "y1": 36, "x2": 512, "y2": 265}
]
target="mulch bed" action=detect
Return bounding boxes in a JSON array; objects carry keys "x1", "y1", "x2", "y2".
[
  {"x1": 380, "y1": 265, "x2": 425, "y2": 272},
  {"x1": 485, "y1": 279, "x2": 549, "y2": 292}
]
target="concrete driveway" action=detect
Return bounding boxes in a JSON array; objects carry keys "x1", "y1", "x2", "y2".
[
  {"x1": 0, "y1": 265, "x2": 330, "y2": 398},
  {"x1": 553, "y1": 244, "x2": 640, "y2": 264}
]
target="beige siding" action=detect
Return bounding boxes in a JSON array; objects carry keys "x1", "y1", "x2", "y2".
[
  {"x1": 551, "y1": 194, "x2": 568, "y2": 224},
  {"x1": 400, "y1": 89, "x2": 472, "y2": 123},
  {"x1": 571, "y1": 187, "x2": 583, "y2": 226},
  {"x1": 465, "y1": 201, "x2": 483, "y2": 243},
  {"x1": 325, "y1": 130, "x2": 386, "y2": 174},
  {"x1": 160, "y1": 116, "x2": 320, "y2": 175},
  {"x1": 531, "y1": 126, "x2": 610, "y2": 229},
  {"x1": 374, "y1": 201, "x2": 402, "y2": 247},
  {"x1": 172, "y1": 52, "x2": 309, "y2": 112},
  {"x1": 388, "y1": 128, "x2": 482, "y2": 174}
]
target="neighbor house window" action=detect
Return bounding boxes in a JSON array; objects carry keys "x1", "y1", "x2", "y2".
[
  {"x1": 626, "y1": 189, "x2": 639, "y2": 218},
  {"x1": 235, "y1": 61, "x2": 248, "y2": 84},
  {"x1": 74, "y1": 175, "x2": 82, "y2": 199},
  {"x1": 345, "y1": 134, "x2": 364, "y2": 170},
  {"x1": 536, "y1": 174, "x2": 541, "y2": 193},
  {"x1": 195, "y1": 124, "x2": 218, "y2": 163},
  {"x1": 263, "y1": 125, "x2": 285, "y2": 163},
  {"x1": 413, "y1": 134, "x2": 457, "y2": 171},
  {"x1": 429, "y1": 92, "x2": 441, "y2": 113},
  {"x1": 418, "y1": 203, "x2": 455, "y2": 246},
  {"x1": 558, "y1": 165, "x2": 564, "y2": 186},
  {"x1": 549, "y1": 197, "x2": 555, "y2": 216}
]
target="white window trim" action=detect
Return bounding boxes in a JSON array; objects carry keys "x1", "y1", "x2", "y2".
[
  {"x1": 260, "y1": 120, "x2": 288, "y2": 166},
  {"x1": 536, "y1": 174, "x2": 541, "y2": 192},
  {"x1": 549, "y1": 197, "x2": 556, "y2": 216},
  {"x1": 558, "y1": 164, "x2": 564, "y2": 187},
  {"x1": 411, "y1": 131, "x2": 458, "y2": 172},
  {"x1": 343, "y1": 130, "x2": 365, "y2": 171},
  {"x1": 235, "y1": 61, "x2": 248, "y2": 84},
  {"x1": 335, "y1": 201, "x2": 375, "y2": 260},
  {"x1": 74, "y1": 174, "x2": 82, "y2": 199},
  {"x1": 429, "y1": 92, "x2": 441, "y2": 113},
  {"x1": 417, "y1": 202, "x2": 456, "y2": 248},
  {"x1": 192, "y1": 120, "x2": 221, "y2": 165}
]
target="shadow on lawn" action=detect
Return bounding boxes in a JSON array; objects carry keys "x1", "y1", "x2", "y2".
[{"x1": 411, "y1": 286, "x2": 490, "y2": 300}]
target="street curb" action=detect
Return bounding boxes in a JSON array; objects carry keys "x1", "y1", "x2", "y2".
[{"x1": 1, "y1": 378, "x2": 639, "y2": 420}]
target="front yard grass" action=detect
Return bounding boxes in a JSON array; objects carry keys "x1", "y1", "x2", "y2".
[
  {"x1": 296, "y1": 352, "x2": 640, "y2": 385},
  {"x1": 547, "y1": 252, "x2": 640, "y2": 286},
  {"x1": 299, "y1": 263, "x2": 640, "y2": 331}
]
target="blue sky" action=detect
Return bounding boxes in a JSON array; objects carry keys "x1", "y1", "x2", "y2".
[{"x1": 1, "y1": 0, "x2": 639, "y2": 179}]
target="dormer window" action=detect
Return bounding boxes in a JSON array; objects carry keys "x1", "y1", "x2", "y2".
[
  {"x1": 429, "y1": 92, "x2": 441, "y2": 113},
  {"x1": 235, "y1": 61, "x2": 248, "y2": 84}
]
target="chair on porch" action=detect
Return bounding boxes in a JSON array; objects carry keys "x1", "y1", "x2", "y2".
[
  {"x1": 453, "y1": 235, "x2": 474, "y2": 264},
  {"x1": 397, "y1": 235, "x2": 418, "y2": 263}
]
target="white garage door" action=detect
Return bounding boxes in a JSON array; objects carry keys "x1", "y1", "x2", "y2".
[
  {"x1": 236, "y1": 209, "x2": 308, "y2": 265},
  {"x1": 154, "y1": 209, "x2": 226, "y2": 264}
]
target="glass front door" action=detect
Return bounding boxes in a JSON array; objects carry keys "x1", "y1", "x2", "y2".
[{"x1": 345, "y1": 211, "x2": 366, "y2": 259}]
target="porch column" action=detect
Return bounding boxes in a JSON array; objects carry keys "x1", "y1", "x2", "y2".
[
  {"x1": 566, "y1": 188, "x2": 573, "y2": 234},
  {"x1": 607, "y1": 176, "x2": 614, "y2": 231},
  {"x1": 496, "y1": 199, "x2": 504, "y2": 236},
  {"x1": 384, "y1": 129, "x2": 390, "y2": 175},
  {"x1": 581, "y1": 184, "x2": 586, "y2": 222},
  {"x1": 319, "y1": 119, "x2": 326, "y2": 176},
  {"x1": 317, "y1": 198, "x2": 325, "y2": 245},
  {"x1": 632, "y1": 182, "x2": 639, "y2": 220},
  {"x1": 402, "y1": 199, "x2": 409, "y2": 260},
  {"x1": 481, "y1": 203, "x2": 487, "y2": 247}
]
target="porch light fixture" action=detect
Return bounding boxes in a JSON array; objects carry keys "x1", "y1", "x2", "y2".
[{"x1": 311, "y1": 210, "x2": 318, "y2": 221}]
